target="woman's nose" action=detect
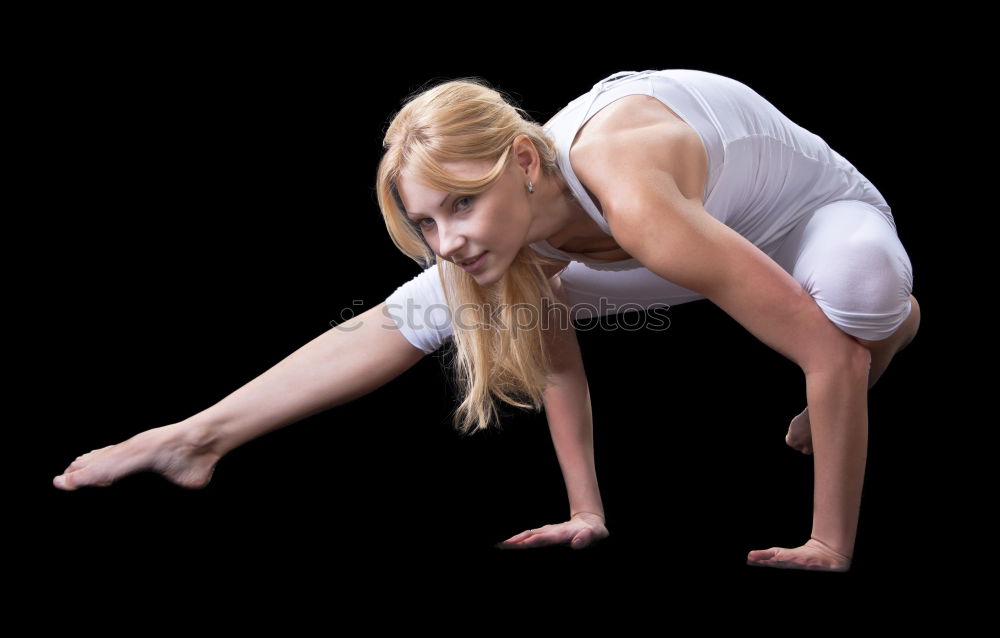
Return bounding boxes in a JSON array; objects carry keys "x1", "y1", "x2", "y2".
[{"x1": 437, "y1": 224, "x2": 467, "y2": 260}]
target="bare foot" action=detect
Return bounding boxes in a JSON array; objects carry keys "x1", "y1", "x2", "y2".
[
  {"x1": 747, "y1": 538, "x2": 851, "y2": 572},
  {"x1": 785, "y1": 406, "x2": 812, "y2": 455},
  {"x1": 53, "y1": 422, "x2": 221, "y2": 491}
]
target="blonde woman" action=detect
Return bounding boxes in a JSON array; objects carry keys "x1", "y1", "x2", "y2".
[{"x1": 52, "y1": 69, "x2": 920, "y2": 573}]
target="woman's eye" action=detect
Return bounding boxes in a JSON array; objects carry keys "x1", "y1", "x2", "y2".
[{"x1": 414, "y1": 196, "x2": 473, "y2": 231}]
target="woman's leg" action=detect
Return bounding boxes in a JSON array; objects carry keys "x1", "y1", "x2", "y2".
[{"x1": 853, "y1": 293, "x2": 921, "y2": 389}]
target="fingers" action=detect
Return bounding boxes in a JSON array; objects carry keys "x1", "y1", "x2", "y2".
[
  {"x1": 746, "y1": 547, "x2": 781, "y2": 566},
  {"x1": 748, "y1": 546, "x2": 835, "y2": 570},
  {"x1": 496, "y1": 530, "x2": 562, "y2": 550},
  {"x1": 496, "y1": 519, "x2": 610, "y2": 551},
  {"x1": 495, "y1": 529, "x2": 530, "y2": 549},
  {"x1": 503, "y1": 529, "x2": 536, "y2": 544},
  {"x1": 496, "y1": 532, "x2": 542, "y2": 549}
]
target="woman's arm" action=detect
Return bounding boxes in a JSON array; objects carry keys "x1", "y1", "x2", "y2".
[
  {"x1": 541, "y1": 275, "x2": 606, "y2": 522},
  {"x1": 496, "y1": 274, "x2": 609, "y2": 549},
  {"x1": 587, "y1": 139, "x2": 870, "y2": 562}
]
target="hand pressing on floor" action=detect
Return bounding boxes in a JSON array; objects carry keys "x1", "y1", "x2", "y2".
[
  {"x1": 495, "y1": 512, "x2": 609, "y2": 550},
  {"x1": 747, "y1": 538, "x2": 852, "y2": 571}
]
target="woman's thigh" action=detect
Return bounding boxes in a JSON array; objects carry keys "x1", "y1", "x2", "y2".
[{"x1": 767, "y1": 199, "x2": 915, "y2": 342}]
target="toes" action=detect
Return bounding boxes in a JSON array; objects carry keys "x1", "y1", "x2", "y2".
[
  {"x1": 53, "y1": 472, "x2": 77, "y2": 490},
  {"x1": 66, "y1": 471, "x2": 86, "y2": 489},
  {"x1": 54, "y1": 469, "x2": 94, "y2": 490}
]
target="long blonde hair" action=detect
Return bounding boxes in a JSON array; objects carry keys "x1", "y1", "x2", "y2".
[{"x1": 375, "y1": 77, "x2": 570, "y2": 436}]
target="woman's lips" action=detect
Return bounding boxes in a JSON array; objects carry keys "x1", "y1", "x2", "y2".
[{"x1": 459, "y1": 251, "x2": 487, "y2": 271}]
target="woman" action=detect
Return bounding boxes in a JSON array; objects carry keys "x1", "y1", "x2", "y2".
[{"x1": 52, "y1": 69, "x2": 920, "y2": 573}]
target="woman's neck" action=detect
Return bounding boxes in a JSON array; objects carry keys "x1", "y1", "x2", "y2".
[
  {"x1": 534, "y1": 174, "x2": 593, "y2": 247},
  {"x1": 543, "y1": 189, "x2": 621, "y2": 254}
]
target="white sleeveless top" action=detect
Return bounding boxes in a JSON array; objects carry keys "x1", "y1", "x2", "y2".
[{"x1": 527, "y1": 68, "x2": 893, "y2": 270}]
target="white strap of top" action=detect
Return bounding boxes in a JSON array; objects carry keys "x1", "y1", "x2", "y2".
[{"x1": 574, "y1": 70, "x2": 657, "y2": 134}]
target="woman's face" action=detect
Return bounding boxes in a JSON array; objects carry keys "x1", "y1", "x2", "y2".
[{"x1": 396, "y1": 157, "x2": 533, "y2": 286}]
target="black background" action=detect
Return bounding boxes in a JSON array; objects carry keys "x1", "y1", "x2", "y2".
[{"x1": 22, "y1": 13, "x2": 975, "y2": 610}]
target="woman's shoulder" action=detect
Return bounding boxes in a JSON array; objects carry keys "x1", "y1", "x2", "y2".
[{"x1": 570, "y1": 95, "x2": 708, "y2": 206}]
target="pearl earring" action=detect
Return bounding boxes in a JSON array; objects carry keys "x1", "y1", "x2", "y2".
[{"x1": 527, "y1": 180, "x2": 535, "y2": 193}]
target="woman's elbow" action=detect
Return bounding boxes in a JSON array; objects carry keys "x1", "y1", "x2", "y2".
[{"x1": 803, "y1": 333, "x2": 872, "y2": 380}]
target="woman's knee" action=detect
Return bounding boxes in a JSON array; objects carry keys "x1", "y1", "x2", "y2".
[
  {"x1": 805, "y1": 233, "x2": 915, "y2": 342},
  {"x1": 777, "y1": 200, "x2": 916, "y2": 344},
  {"x1": 897, "y1": 294, "x2": 920, "y2": 349},
  {"x1": 847, "y1": 293, "x2": 920, "y2": 350}
]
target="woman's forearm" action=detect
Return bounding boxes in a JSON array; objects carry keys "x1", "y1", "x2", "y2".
[
  {"x1": 181, "y1": 302, "x2": 426, "y2": 457},
  {"x1": 543, "y1": 362, "x2": 605, "y2": 520},
  {"x1": 540, "y1": 274, "x2": 605, "y2": 520},
  {"x1": 804, "y1": 352, "x2": 871, "y2": 559}
]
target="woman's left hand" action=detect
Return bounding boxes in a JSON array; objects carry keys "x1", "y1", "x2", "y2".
[
  {"x1": 746, "y1": 538, "x2": 852, "y2": 571},
  {"x1": 495, "y1": 512, "x2": 609, "y2": 550}
]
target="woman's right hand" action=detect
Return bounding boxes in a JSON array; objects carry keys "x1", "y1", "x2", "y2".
[{"x1": 53, "y1": 422, "x2": 221, "y2": 491}]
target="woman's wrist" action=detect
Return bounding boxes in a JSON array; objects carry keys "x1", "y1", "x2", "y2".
[
  {"x1": 807, "y1": 537, "x2": 852, "y2": 561},
  {"x1": 572, "y1": 511, "x2": 605, "y2": 522}
]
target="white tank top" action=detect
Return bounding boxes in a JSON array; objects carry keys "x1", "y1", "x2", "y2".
[{"x1": 528, "y1": 69, "x2": 894, "y2": 271}]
